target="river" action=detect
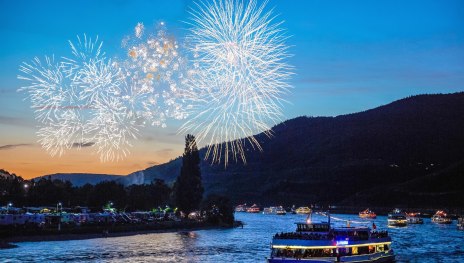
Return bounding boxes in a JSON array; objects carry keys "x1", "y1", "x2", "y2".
[{"x1": 1, "y1": 213, "x2": 463, "y2": 262}]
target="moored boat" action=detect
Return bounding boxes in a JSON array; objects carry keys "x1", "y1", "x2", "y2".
[
  {"x1": 295, "y1": 207, "x2": 311, "y2": 214},
  {"x1": 359, "y1": 208, "x2": 377, "y2": 219},
  {"x1": 268, "y1": 213, "x2": 395, "y2": 262},
  {"x1": 457, "y1": 217, "x2": 463, "y2": 230},
  {"x1": 387, "y1": 209, "x2": 407, "y2": 227},
  {"x1": 247, "y1": 204, "x2": 261, "y2": 213},
  {"x1": 276, "y1": 206, "x2": 287, "y2": 215},
  {"x1": 264, "y1": 207, "x2": 277, "y2": 214},
  {"x1": 235, "y1": 204, "x2": 248, "y2": 212},
  {"x1": 431, "y1": 210, "x2": 452, "y2": 224},
  {"x1": 406, "y1": 212, "x2": 424, "y2": 224}
]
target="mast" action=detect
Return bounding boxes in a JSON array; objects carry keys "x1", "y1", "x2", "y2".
[{"x1": 328, "y1": 210, "x2": 331, "y2": 229}]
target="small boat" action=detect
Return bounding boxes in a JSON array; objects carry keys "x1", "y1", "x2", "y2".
[
  {"x1": 247, "y1": 204, "x2": 260, "y2": 213},
  {"x1": 457, "y1": 217, "x2": 463, "y2": 230},
  {"x1": 387, "y1": 209, "x2": 407, "y2": 227},
  {"x1": 234, "y1": 204, "x2": 247, "y2": 212},
  {"x1": 268, "y1": 212, "x2": 395, "y2": 262},
  {"x1": 431, "y1": 210, "x2": 452, "y2": 224},
  {"x1": 295, "y1": 206, "x2": 311, "y2": 214},
  {"x1": 276, "y1": 206, "x2": 286, "y2": 215},
  {"x1": 406, "y1": 212, "x2": 424, "y2": 224},
  {"x1": 359, "y1": 208, "x2": 377, "y2": 219},
  {"x1": 290, "y1": 205, "x2": 296, "y2": 214},
  {"x1": 263, "y1": 207, "x2": 277, "y2": 214}
]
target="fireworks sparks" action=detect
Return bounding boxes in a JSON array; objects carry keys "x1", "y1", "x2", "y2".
[
  {"x1": 120, "y1": 22, "x2": 189, "y2": 128},
  {"x1": 18, "y1": 35, "x2": 138, "y2": 161},
  {"x1": 180, "y1": 0, "x2": 292, "y2": 165},
  {"x1": 17, "y1": 0, "x2": 293, "y2": 165}
]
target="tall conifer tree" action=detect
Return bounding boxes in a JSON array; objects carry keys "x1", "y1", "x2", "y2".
[{"x1": 173, "y1": 134, "x2": 203, "y2": 213}]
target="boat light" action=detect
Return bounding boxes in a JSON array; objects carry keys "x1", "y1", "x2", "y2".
[{"x1": 336, "y1": 240, "x2": 349, "y2": 245}]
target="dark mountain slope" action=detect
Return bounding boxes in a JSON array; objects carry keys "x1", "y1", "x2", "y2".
[
  {"x1": 143, "y1": 92, "x2": 464, "y2": 206},
  {"x1": 34, "y1": 173, "x2": 123, "y2": 187}
]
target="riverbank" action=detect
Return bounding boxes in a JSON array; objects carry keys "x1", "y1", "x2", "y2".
[{"x1": 1, "y1": 220, "x2": 241, "y2": 248}]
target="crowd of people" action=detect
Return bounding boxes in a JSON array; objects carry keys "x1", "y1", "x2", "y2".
[{"x1": 274, "y1": 232, "x2": 333, "y2": 240}]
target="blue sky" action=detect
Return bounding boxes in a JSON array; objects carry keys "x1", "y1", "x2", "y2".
[{"x1": 0, "y1": 0, "x2": 463, "y2": 178}]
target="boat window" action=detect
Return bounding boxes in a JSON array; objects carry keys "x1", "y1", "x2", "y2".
[
  {"x1": 358, "y1": 246, "x2": 369, "y2": 255},
  {"x1": 377, "y1": 245, "x2": 385, "y2": 252},
  {"x1": 384, "y1": 244, "x2": 389, "y2": 251},
  {"x1": 369, "y1": 245, "x2": 375, "y2": 254},
  {"x1": 338, "y1": 247, "x2": 350, "y2": 256},
  {"x1": 352, "y1": 246, "x2": 358, "y2": 255}
]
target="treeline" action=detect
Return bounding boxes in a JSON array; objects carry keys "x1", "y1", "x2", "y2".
[
  {"x1": 1, "y1": 135, "x2": 235, "y2": 225},
  {"x1": 1, "y1": 169, "x2": 171, "y2": 211}
]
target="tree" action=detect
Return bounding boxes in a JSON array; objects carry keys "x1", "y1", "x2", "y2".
[
  {"x1": 201, "y1": 194, "x2": 234, "y2": 225},
  {"x1": 172, "y1": 134, "x2": 203, "y2": 214}
]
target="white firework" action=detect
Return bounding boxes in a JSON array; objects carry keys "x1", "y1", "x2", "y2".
[
  {"x1": 18, "y1": 36, "x2": 139, "y2": 161},
  {"x1": 120, "y1": 22, "x2": 189, "y2": 128},
  {"x1": 181, "y1": 0, "x2": 293, "y2": 165}
]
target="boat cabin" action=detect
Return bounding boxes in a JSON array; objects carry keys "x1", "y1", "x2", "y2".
[{"x1": 296, "y1": 222, "x2": 330, "y2": 232}]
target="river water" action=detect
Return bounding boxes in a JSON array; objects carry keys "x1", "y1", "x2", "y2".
[{"x1": 1, "y1": 213, "x2": 463, "y2": 262}]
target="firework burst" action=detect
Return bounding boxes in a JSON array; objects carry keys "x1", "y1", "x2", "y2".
[
  {"x1": 181, "y1": 0, "x2": 293, "y2": 165},
  {"x1": 18, "y1": 36, "x2": 138, "y2": 161},
  {"x1": 120, "y1": 22, "x2": 189, "y2": 128}
]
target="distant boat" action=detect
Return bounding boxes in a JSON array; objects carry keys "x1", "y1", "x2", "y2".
[
  {"x1": 388, "y1": 209, "x2": 407, "y2": 227},
  {"x1": 290, "y1": 205, "x2": 296, "y2": 214},
  {"x1": 247, "y1": 204, "x2": 260, "y2": 213},
  {"x1": 234, "y1": 204, "x2": 247, "y2": 212},
  {"x1": 406, "y1": 212, "x2": 424, "y2": 224},
  {"x1": 295, "y1": 207, "x2": 311, "y2": 214},
  {"x1": 263, "y1": 207, "x2": 277, "y2": 214},
  {"x1": 431, "y1": 210, "x2": 452, "y2": 224},
  {"x1": 276, "y1": 206, "x2": 286, "y2": 215},
  {"x1": 457, "y1": 216, "x2": 463, "y2": 230},
  {"x1": 359, "y1": 208, "x2": 377, "y2": 219}
]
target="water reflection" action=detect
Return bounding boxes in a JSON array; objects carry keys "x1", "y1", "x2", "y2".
[{"x1": 1, "y1": 213, "x2": 463, "y2": 262}]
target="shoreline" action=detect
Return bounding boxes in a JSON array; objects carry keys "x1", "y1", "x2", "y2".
[{"x1": 1, "y1": 221, "x2": 239, "y2": 248}]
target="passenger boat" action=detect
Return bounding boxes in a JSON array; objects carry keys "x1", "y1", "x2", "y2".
[
  {"x1": 264, "y1": 207, "x2": 277, "y2": 214},
  {"x1": 431, "y1": 210, "x2": 452, "y2": 224},
  {"x1": 235, "y1": 204, "x2": 247, "y2": 212},
  {"x1": 247, "y1": 204, "x2": 260, "y2": 213},
  {"x1": 295, "y1": 207, "x2": 312, "y2": 214},
  {"x1": 268, "y1": 213, "x2": 395, "y2": 262},
  {"x1": 405, "y1": 212, "x2": 423, "y2": 224},
  {"x1": 387, "y1": 209, "x2": 407, "y2": 227},
  {"x1": 276, "y1": 206, "x2": 287, "y2": 215},
  {"x1": 359, "y1": 209, "x2": 377, "y2": 219},
  {"x1": 457, "y1": 217, "x2": 463, "y2": 230}
]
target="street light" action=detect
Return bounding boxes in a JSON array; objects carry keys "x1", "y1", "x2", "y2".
[
  {"x1": 57, "y1": 202, "x2": 62, "y2": 231},
  {"x1": 6, "y1": 202, "x2": 12, "y2": 214}
]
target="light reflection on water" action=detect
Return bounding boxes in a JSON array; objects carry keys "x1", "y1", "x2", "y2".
[{"x1": 1, "y1": 213, "x2": 463, "y2": 262}]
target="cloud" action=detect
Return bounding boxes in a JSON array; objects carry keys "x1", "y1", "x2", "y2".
[
  {"x1": 142, "y1": 136, "x2": 155, "y2": 142},
  {"x1": 155, "y1": 148, "x2": 173, "y2": 154},
  {"x1": 71, "y1": 142, "x2": 95, "y2": 148},
  {"x1": 0, "y1": 143, "x2": 33, "y2": 150},
  {"x1": 0, "y1": 115, "x2": 33, "y2": 127},
  {"x1": 147, "y1": 161, "x2": 160, "y2": 166}
]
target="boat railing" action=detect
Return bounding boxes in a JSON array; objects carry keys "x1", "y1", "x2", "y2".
[
  {"x1": 370, "y1": 230, "x2": 389, "y2": 239},
  {"x1": 274, "y1": 232, "x2": 333, "y2": 240},
  {"x1": 274, "y1": 230, "x2": 389, "y2": 241}
]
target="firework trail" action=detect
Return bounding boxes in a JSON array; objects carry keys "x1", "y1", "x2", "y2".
[{"x1": 181, "y1": 0, "x2": 293, "y2": 165}]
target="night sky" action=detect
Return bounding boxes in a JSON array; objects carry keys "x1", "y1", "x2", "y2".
[{"x1": 0, "y1": 0, "x2": 463, "y2": 178}]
